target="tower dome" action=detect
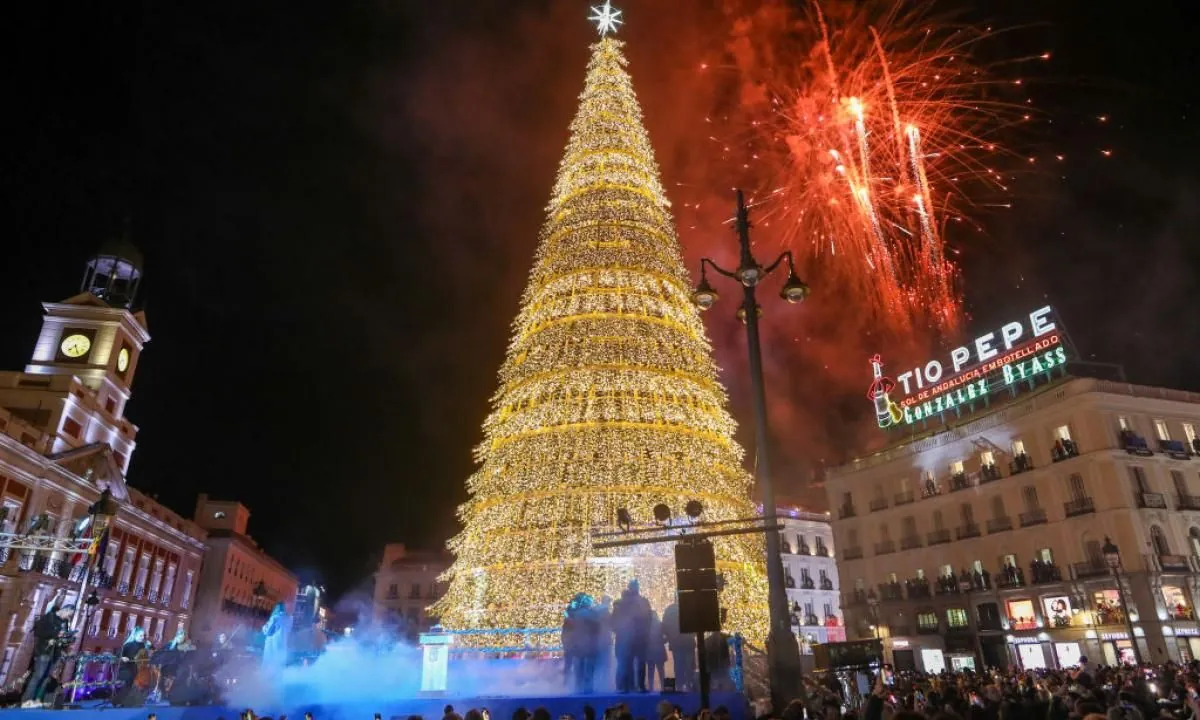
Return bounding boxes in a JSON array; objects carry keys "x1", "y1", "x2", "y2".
[{"x1": 82, "y1": 235, "x2": 143, "y2": 309}]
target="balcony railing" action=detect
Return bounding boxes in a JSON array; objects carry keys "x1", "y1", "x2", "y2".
[
  {"x1": 1160, "y1": 439, "x2": 1191, "y2": 460},
  {"x1": 875, "y1": 540, "x2": 896, "y2": 556},
  {"x1": 1010, "y1": 453, "x2": 1035, "y2": 475},
  {"x1": 1120, "y1": 430, "x2": 1154, "y2": 456},
  {"x1": 133, "y1": 586, "x2": 145, "y2": 600},
  {"x1": 801, "y1": 578, "x2": 816, "y2": 590},
  {"x1": 1137, "y1": 492, "x2": 1168, "y2": 509},
  {"x1": 820, "y1": 578, "x2": 835, "y2": 591},
  {"x1": 117, "y1": 581, "x2": 130, "y2": 595},
  {"x1": 147, "y1": 590, "x2": 158, "y2": 604},
  {"x1": 1178, "y1": 495, "x2": 1200, "y2": 511},
  {"x1": 869, "y1": 497, "x2": 889, "y2": 512},
  {"x1": 955, "y1": 523, "x2": 981, "y2": 540},
  {"x1": 1071, "y1": 559, "x2": 1111, "y2": 579},
  {"x1": 979, "y1": 464, "x2": 1002, "y2": 484},
  {"x1": 1158, "y1": 554, "x2": 1192, "y2": 572},
  {"x1": 987, "y1": 516, "x2": 1014, "y2": 534},
  {"x1": 927, "y1": 529, "x2": 952, "y2": 545},
  {"x1": 1051, "y1": 439, "x2": 1080, "y2": 462},
  {"x1": 1019, "y1": 508, "x2": 1048, "y2": 527},
  {"x1": 838, "y1": 505, "x2": 857, "y2": 519},
  {"x1": 900, "y1": 535, "x2": 923, "y2": 550},
  {"x1": 843, "y1": 546, "x2": 864, "y2": 560},
  {"x1": 1031, "y1": 563, "x2": 1063, "y2": 584},
  {"x1": 950, "y1": 472, "x2": 972, "y2": 492},
  {"x1": 894, "y1": 491, "x2": 915, "y2": 506},
  {"x1": 1064, "y1": 497, "x2": 1096, "y2": 517},
  {"x1": 814, "y1": 545, "x2": 830, "y2": 557}
]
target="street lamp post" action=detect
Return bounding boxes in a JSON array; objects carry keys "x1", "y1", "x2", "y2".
[
  {"x1": 67, "y1": 489, "x2": 118, "y2": 702},
  {"x1": 1102, "y1": 536, "x2": 1143, "y2": 665},
  {"x1": 692, "y1": 189, "x2": 809, "y2": 706}
]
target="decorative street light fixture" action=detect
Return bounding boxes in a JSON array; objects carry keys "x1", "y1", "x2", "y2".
[
  {"x1": 691, "y1": 189, "x2": 808, "y2": 705},
  {"x1": 1102, "y1": 536, "x2": 1143, "y2": 665}
]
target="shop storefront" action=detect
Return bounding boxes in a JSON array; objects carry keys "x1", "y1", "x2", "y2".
[{"x1": 1010, "y1": 635, "x2": 1052, "y2": 669}]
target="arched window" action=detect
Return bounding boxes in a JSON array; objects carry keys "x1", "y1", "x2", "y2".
[
  {"x1": 1189, "y1": 528, "x2": 1200, "y2": 558},
  {"x1": 1151, "y1": 525, "x2": 1171, "y2": 556}
]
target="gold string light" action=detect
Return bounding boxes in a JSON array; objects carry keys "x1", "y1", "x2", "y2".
[{"x1": 431, "y1": 36, "x2": 769, "y2": 649}]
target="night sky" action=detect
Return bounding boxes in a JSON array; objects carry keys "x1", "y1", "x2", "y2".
[{"x1": 2, "y1": 0, "x2": 1197, "y2": 599}]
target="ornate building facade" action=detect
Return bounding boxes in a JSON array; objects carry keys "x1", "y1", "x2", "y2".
[{"x1": 0, "y1": 242, "x2": 206, "y2": 684}]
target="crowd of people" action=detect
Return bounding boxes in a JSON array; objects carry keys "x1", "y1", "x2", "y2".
[
  {"x1": 560, "y1": 580, "x2": 733, "y2": 695},
  {"x1": 797, "y1": 660, "x2": 1200, "y2": 720}
]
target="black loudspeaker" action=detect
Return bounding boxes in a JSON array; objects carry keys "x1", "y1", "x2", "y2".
[
  {"x1": 675, "y1": 541, "x2": 717, "y2": 591},
  {"x1": 678, "y1": 588, "x2": 721, "y2": 633}
]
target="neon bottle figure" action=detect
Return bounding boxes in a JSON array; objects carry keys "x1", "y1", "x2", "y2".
[{"x1": 867, "y1": 355, "x2": 903, "y2": 428}]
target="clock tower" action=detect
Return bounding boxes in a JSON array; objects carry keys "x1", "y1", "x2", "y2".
[{"x1": 0, "y1": 238, "x2": 150, "y2": 468}]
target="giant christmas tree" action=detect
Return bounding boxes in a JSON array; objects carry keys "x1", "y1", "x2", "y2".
[{"x1": 433, "y1": 4, "x2": 769, "y2": 649}]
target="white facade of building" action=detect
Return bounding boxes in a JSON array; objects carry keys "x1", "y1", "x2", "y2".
[
  {"x1": 777, "y1": 507, "x2": 846, "y2": 649},
  {"x1": 827, "y1": 377, "x2": 1200, "y2": 672}
]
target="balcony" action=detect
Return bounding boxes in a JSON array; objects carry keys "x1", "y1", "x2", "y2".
[
  {"x1": 878, "y1": 582, "x2": 904, "y2": 601},
  {"x1": 921, "y1": 482, "x2": 942, "y2": 499},
  {"x1": 996, "y1": 566, "x2": 1025, "y2": 589},
  {"x1": 1031, "y1": 562, "x2": 1063, "y2": 584},
  {"x1": 820, "y1": 578, "x2": 835, "y2": 591},
  {"x1": 1178, "y1": 495, "x2": 1200, "y2": 511},
  {"x1": 117, "y1": 581, "x2": 130, "y2": 595},
  {"x1": 846, "y1": 589, "x2": 870, "y2": 606},
  {"x1": 950, "y1": 472, "x2": 972, "y2": 492},
  {"x1": 1158, "y1": 554, "x2": 1192, "y2": 572},
  {"x1": 815, "y1": 545, "x2": 830, "y2": 558},
  {"x1": 1121, "y1": 430, "x2": 1154, "y2": 456},
  {"x1": 1064, "y1": 497, "x2": 1096, "y2": 517},
  {"x1": 1019, "y1": 508, "x2": 1048, "y2": 527},
  {"x1": 1072, "y1": 559, "x2": 1111, "y2": 579},
  {"x1": 1009, "y1": 453, "x2": 1034, "y2": 475},
  {"x1": 874, "y1": 540, "x2": 897, "y2": 556},
  {"x1": 147, "y1": 590, "x2": 159, "y2": 604},
  {"x1": 927, "y1": 529, "x2": 952, "y2": 545},
  {"x1": 798, "y1": 543, "x2": 812, "y2": 556},
  {"x1": 1051, "y1": 439, "x2": 1080, "y2": 462},
  {"x1": 838, "y1": 505, "x2": 857, "y2": 520},
  {"x1": 955, "y1": 523, "x2": 981, "y2": 540},
  {"x1": 869, "y1": 497, "x2": 890, "y2": 513},
  {"x1": 1160, "y1": 439, "x2": 1191, "y2": 460},
  {"x1": 801, "y1": 578, "x2": 816, "y2": 590},
  {"x1": 906, "y1": 580, "x2": 932, "y2": 599},
  {"x1": 900, "y1": 535, "x2": 923, "y2": 550},
  {"x1": 987, "y1": 516, "x2": 1014, "y2": 534},
  {"x1": 1137, "y1": 492, "x2": 1168, "y2": 509},
  {"x1": 843, "y1": 546, "x2": 864, "y2": 561},
  {"x1": 979, "y1": 464, "x2": 1003, "y2": 484},
  {"x1": 894, "y1": 491, "x2": 915, "y2": 506},
  {"x1": 133, "y1": 586, "x2": 145, "y2": 600}
]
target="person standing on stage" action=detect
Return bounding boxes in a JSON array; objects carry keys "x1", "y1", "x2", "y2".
[
  {"x1": 261, "y1": 602, "x2": 292, "y2": 673},
  {"x1": 661, "y1": 599, "x2": 694, "y2": 691},
  {"x1": 114, "y1": 626, "x2": 148, "y2": 706},
  {"x1": 19, "y1": 598, "x2": 75, "y2": 708}
]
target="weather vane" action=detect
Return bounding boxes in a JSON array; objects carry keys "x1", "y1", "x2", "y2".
[{"x1": 588, "y1": 1, "x2": 623, "y2": 36}]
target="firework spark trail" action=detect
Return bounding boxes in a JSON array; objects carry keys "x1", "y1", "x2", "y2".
[{"x1": 696, "y1": 0, "x2": 1033, "y2": 333}]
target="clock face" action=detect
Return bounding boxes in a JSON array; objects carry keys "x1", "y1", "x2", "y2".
[
  {"x1": 60, "y1": 334, "x2": 92, "y2": 359},
  {"x1": 117, "y1": 348, "x2": 130, "y2": 373}
]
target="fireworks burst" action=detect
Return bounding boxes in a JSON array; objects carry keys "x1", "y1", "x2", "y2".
[{"x1": 693, "y1": 0, "x2": 1039, "y2": 333}]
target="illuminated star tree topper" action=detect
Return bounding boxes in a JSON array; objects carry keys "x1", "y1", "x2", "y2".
[{"x1": 588, "y1": 0, "x2": 623, "y2": 36}]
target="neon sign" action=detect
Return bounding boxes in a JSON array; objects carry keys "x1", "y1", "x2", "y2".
[{"x1": 869, "y1": 306, "x2": 1069, "y2": 427}]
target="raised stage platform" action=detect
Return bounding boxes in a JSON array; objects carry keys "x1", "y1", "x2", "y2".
[{"x1": 0, "y1": 693, "x2": 747, "y2": 720}]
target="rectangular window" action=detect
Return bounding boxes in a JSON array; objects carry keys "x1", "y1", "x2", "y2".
[
  {"x1": 1129, "y1": 466, "x2": 1150, "y2": 492},
  {"x1": 1155, "y1": 419, "x2": 1171, "y2": 441},
  {"x1": 940, "y1": 564, "x2": 954, "y2": 577},
  {"x1": 107, "y1": 611, "x2": 122, "y2": 638},
  {"x1": 1012, "y1": 439, "x2": 1026, "y2": 456},
  {"x1": 960, "y1": 503, "x2": 974, "y2": 523},
  {"x1": 902, "y1": 516, "x2": 917, "y2": 536},
  {"x1": 800, "y1": 568, "x2": 812, "y2": 581},
  {"x1": 848, "y1": 528, "x2": 859, "y2": 546},
  {"x1": 951, "y1": 460, "x2": 964, "y2": 475},
  {"x1": 823, "y1": 603, "x2": 834, "y2": 616},
  {"x1": 61, "y1": 417, "x2": 82, "y2": 439},
  {"x1": 162, "y1": 563, "x2": 177, "y2": 604},
  {"x1": 1055, "y1": 425, "x2": 1072, "y2": 441},
  {"x1": 181, "y1": 570, "x2": 194, "y2": 609},
  {"x1": 980, "y1": 450, "x2": 995, "y2": 467},
  {"x1": 819, "y1": 569, "x2": 828, "y2": 582},
  {"x1": 1068, "y1": 473, "x2": 1087, "y2": 501},
  {"x1": 1022, "y1": 485, "x2": 1040, "y2": 510},
  {"x1": 1118, "y1": 416, "x2": 1129, "y2": 430},
  {"x1": 1185, "y1": 423, "x2": 1197, "y2": 449},
  {"x1": 1037, "y1": 548, "x2": 1054, "y2": 563},
  {"x1": 410, "y1": 583, "x2": 421, "y2": 599},
  {"x1": 947, "y1": 608, "x2": 969, "y2": 628},
  {"x1": 1172, "y1": 470, "x2": 1188, "y2": 496},
  {"x1": 916, "y1": 568, "x2": 925, "y2": 579},
  {"x1": 917, "y1": 612, "x2": 938, "y2": 630}
]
